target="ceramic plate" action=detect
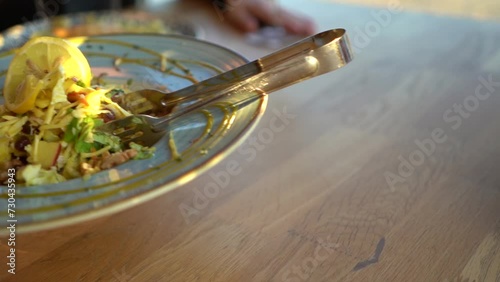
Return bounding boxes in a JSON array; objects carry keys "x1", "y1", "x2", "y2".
[{"x1": 0, "y1": 34, "x2": 267, "y2": 233}]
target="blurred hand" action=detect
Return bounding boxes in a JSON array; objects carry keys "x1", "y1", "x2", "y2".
[{"x1": 221, "y1": 0, "x2": 316, "y2": 35}]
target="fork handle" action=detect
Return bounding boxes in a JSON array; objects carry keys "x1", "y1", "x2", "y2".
[{"x1": 154, "y1": 29, "x2": 352, "y2": 129}]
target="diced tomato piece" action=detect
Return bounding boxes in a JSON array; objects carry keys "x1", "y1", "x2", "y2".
[{"x1": 67, "y1": 91, "x2": 88, "y2": 106}]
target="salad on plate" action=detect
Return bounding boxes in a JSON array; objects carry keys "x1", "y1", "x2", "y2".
[{"x1": 0, "y1": 37, "x2": 154, "y2": 186}]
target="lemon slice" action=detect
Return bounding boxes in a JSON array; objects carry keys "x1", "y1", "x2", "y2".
[{"x1": 3, "y1": 37, "x2": 92, "y2": 114}]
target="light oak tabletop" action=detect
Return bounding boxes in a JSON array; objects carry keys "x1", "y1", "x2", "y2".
[{"x1": 1, "y1": 0, "x2": 500, "y2": 281}]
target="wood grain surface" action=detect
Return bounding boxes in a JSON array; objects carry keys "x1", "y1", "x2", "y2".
[
  {"x1": 1, "y1": 0, "x2": 500, "y2": 281},
  {"x1": 325, "y1": 0, "x2": 500, "y2": 21}
]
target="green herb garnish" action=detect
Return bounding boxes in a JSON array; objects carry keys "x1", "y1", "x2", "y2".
[
  {"x1": 76, "y1": 80, "x2": 86, "y2": 88},
  {"x1": 105, "y1": 88, "x2": 125, "y2": 99},
  {"x1": 129, "y1": 142, "x2": 155, "y2": 159}
]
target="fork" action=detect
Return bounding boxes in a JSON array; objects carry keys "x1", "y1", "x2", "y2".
[{"x1": 97, "y1": 29, "x2": 353, "y2": 147}]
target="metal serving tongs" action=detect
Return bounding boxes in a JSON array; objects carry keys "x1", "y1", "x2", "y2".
[{"x1": 98, "y1": 29, "x2": 353, "y2": 147}]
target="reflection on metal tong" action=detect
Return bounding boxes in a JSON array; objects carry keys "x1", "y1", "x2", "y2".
[{"x1": 98, "y1": 29, "x2": 354, "y2": 147}]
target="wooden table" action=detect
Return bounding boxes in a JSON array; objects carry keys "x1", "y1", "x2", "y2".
[
  {"x1": 2, "y1": 0, "x2": 500, "y2": 281},
  {"x1": 327, "y1": 0, "x2": 500, "y2": 21}
]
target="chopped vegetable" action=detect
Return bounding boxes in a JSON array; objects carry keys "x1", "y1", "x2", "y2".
[
  {"x1": 129, "y1": 142, "x2": 156, "y2": 160},
  {"x1": 76, "y1": 80, "x2": 86, "y2": 88}
]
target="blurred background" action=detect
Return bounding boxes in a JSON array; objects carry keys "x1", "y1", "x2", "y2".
[
  {"x1": 329, "y1": 0, "x2": 500, "y2": 20},
  {"x1": 1, "y1": 0, "x2": 499, "y2": 33}
]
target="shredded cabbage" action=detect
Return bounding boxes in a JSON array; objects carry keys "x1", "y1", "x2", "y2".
[{"x1": 0, "y1": 65, "x2": 155, "y2": 186}]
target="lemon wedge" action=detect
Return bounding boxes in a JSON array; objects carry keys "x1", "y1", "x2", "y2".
[{"x1": 3, "y1": 37, "x2": 92, "y2": 114}]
